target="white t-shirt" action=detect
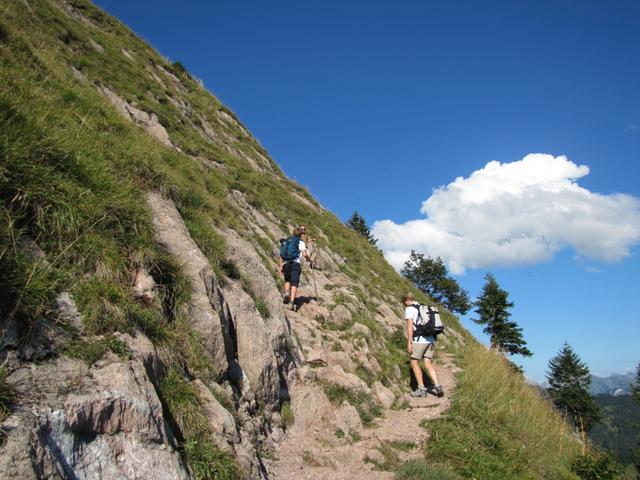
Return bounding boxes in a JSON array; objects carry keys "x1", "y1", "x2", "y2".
[
  {"x1": 405, "y1": 303, "x2": 435, "y2": 345},
  {"x1": 293, "y1": 239, "x2": 307, "y2": 264}
]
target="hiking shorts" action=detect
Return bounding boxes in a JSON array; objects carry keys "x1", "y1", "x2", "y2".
[
  {"x1": 283, "y1": 261, "x2": 301, "y2": 287},
  {"x1": 411, "y1": 342, "x2": 435, "y2": 361}
]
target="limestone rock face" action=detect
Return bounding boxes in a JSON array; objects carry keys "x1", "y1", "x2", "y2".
[
  {"x1": 146, "y1": 192, "x2": 232, "y2": 377},
  {"x1": 99, "y1": 85, "x2": 173, "y2": 147},
  {"x1": 288, "y1": 385, "x2": 332, "y2": 435},
  {"x1": 220, "y1": 280, "x2": 281, "y2": 407},
  {"x1": 327, "y1": 351, "x2": 357, "y2": 373},
  {"x1": 317, "y1": 365, "x2": 370, "y2": 394},
  {"x1": 192, "y1": 379, "x2": 239, "y2": 446},
  {"x1": 333, "y1": 401, "x2": 362, "y2": 435},
  {"x1": 0, "y1": 357, "x2": 189, "y2": 480},
  {"x1": 64, "y1": 360, "x2": 165, "y2": 441},
  {"x1": 329, "y1": 304, "x2": 352, "y2": 327},
  {"x1": 374, "y1": 381, "x2": 396, "y2": 409}
]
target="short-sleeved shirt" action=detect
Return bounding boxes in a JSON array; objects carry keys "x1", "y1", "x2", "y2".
[
  {"x1": 293, "y1": 239, "x2": 307, "y2": 264},
  {"x1": 405, "y1": 302, "x2": 435, "y2": 345}
]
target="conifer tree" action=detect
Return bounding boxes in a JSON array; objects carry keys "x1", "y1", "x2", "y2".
[
  {"x1": 546, "y1": 342, "x2": 600, "y2": 433},
  {"x1": 473, "y1": 273, "x2": 532, "y2": 357},
  {"x1": 632, "y1": 363, "x2": 640, "y2": 405},
  {"x1": 401, "y1": 251, "x2": 471, "y2": 315},
  {"x1": 346, "y1": 211, "x2": 377, "y2": 245}
]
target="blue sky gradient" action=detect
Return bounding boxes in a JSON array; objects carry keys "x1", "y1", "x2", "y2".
[{"x1": 95, "y1": 0, "x2": 640, "y2": 381}]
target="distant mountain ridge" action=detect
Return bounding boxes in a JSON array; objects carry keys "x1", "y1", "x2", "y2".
[{"x1": 590, "y1": 372, "x2": 635, "y2": 396}]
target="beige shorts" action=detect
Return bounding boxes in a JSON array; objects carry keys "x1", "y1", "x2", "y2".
[{"x1": 411, "y1": 342, "x2": 435, "y2": 360}]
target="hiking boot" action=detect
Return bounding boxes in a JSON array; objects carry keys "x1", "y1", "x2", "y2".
[
  {"x1": 433, "y1": 384, "x2": 444, "y2": 397},
  {"x1": 290, "y1": 302, "x2": 297, "y2": 312},
  {"x1": 283, "y1": 292, "x2": 290, "y2": 304},
  {"x1": 410, "y1": 387, "x2": 428, "y2": 397}
]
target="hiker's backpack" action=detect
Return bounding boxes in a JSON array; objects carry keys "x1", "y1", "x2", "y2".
[
  {"x1": 279, "y1": 236, "x2": 300, "y2": 262},
  {"x1": 412, "y1": 304, "x2": 444, "y2": 339}
]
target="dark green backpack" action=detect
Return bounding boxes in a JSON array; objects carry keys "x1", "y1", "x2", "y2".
[{"x1": 279, "y1": 236, "x2": 300, "y2": 261}]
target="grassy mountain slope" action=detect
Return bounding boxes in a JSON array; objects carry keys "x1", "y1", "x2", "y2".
[{"x1": 1, "y1": 1, "x2": 582, "y2": 478}]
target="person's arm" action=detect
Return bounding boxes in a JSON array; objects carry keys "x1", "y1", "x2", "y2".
[{"x1": 406, "y1": 318, "x2": 414, "y2": 353}]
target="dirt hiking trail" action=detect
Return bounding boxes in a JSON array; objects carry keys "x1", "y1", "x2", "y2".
[{"x1": 265, "y1": 338, "x2": 459, "y2": 480}]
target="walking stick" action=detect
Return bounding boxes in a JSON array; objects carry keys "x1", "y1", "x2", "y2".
[{"x1": 308, "y1": 238, "x2": 320, "y2": 302}]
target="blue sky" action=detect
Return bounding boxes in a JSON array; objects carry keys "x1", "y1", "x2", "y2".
[{"x1": 94, "y1": 0, "x2": 640, "y2": 382}]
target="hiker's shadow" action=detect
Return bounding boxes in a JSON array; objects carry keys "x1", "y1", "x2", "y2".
[{"x1": 293, "y1": 295, "x2": 316, "y2": 308}]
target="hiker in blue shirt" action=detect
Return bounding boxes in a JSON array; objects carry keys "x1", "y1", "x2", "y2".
[{"x1": 280, "y1": 225, "x2": 313, "y2": 312}]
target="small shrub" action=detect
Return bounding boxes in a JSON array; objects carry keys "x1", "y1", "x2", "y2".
[
  {"x1": 0, "y1": 365, "x2": 14, "y2": 420},
  {"x1": 388, "y1": 440, "x2": 416, "y2": 452},
  {"x1": 395, "y1": 460, "x2": 464, "y2": 480},
  {"x1": 335, "y1": 429, "x2": 345, "y2": 439},
  {"x1": 64, "y1": 337, "x2": 110, "y2": 365},
  {"x1": 0, "y1": 23, "x2": 8, "y2": 43},
  {"x1": 571, "y1": 450, "x2": 622, "y2": 480},
  {"x1": 255, "y1": 299, "x2": 270, "y2": 320},
  {"x1": 185, "y1": 439, "x2": 240, "y2": 480},
  {"x1": 108, "y1": 336, "x2": 131, "y2": 359},
  {"x1": 220, "y1": 259, "x2": 240, "y2": 279},
  {"x1": 280, "y1": 401, "x2": 294, "y2": 429}
]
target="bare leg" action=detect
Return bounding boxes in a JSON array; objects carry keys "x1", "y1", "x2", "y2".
[
  {"x1": 284, "y1": 282, "x2": 290, "y2": 296},
  {"x1": 290, "y1": 286, "x2": 298, "y2": 306},
  {"x1": 410, "y1": 359, "x2": 425, "y2": 388},
  {"x1": 423, "y1": 358, "x2": 439, "y2": 385}
]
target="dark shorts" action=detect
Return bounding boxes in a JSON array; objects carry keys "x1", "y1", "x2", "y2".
[{"x1": 284, "y1": 261, "x2": 301, "y2": 287}]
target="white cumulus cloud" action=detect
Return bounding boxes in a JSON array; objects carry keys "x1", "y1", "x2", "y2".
[{"x1": 372, "y1": 154, "x2": 640, "y2": 274}]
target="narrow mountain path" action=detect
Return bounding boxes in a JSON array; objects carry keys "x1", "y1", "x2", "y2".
[{"x1": 265, "y1": 353, "x2": 459, "y2": 479}]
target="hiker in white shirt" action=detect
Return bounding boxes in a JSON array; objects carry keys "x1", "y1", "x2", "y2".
[{"x1": 402, "y1": 292, "x2": 444, "y2": 398}]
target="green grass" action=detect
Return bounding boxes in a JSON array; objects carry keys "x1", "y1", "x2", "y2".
[
  {"x1": 0, "y1": 364, "x2": 13, "y2": 421},
  {"x1": 280, "y1": 401, "x2": 295, "y2": 429},
  {"x1": 395, "y1": 460, "x2": 464, "y2": 480},
  {"x1": 159, "y1": 369, "x2": 241, "y2": 480},
  {"x1": 406, "y1": 343, "x2": 581, "y2": 480}
]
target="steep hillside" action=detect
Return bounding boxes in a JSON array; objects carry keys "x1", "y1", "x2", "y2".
[{"x1": 1, "y1": 1, "x2": 580, "y2": 479}]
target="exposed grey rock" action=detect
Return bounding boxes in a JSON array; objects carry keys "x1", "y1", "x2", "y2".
[
  {"x1": 64, "y1": 361, "x2": 165, "y2": 442},
  {"x1": 99, "y1": 85, "x2": 173, "y2": 147},
  {"x1": 287, "y1": 385, "x2": 332, "y2": 436},
  {"x1": 333, "y1": 401, "x2": 362, "y2": 435},
  {"x1": 219, "y1": 227, "x2": 284, "y2": 319},
  {"x1": 0, "y1": 357, "x2": 189, "y2": 480},
  {"x1": 132, "y1": 267, "x2": 157, "y2": 305},
  {"x1": 365, "y1": 448, "x2": 385, "y2": 465},
  {"x1": 304, "y1": 343, "x2": 328, "y2": 367},
  {"x1": 192, "y1": 379, "x2": 239, "y2": 446},
  {"x1": 121, "y1": 47, "x2": 134, "y2": 60},
  {"x1": 351, "y1": 322, "x2": 372, "y2": 338},
  {"x1": 373, "y1": 381, "x2": 395, "y2": 409},
  {"x1": 329, "y1": 304, "x2": 352, "y2": 327},
  {"x1": 220, "y1": 280, "x2": 280, "y2": 407},
  {"x1": 55, "y1": 292, "x2": 83, "y2": 332},
  {"x1": 146, "y1": 192, "x2": 232, "y2": 378},
  {"x1": 228, "y1": 190, "x2": 285, "y2": 241},
  {"x1": 316, "y1": 365, "x2": 370, "y2": 394},
  {"x1": 327, "y1": 351, "x2": 356, "y2": 373},
  {"x1": 89, "y1": 38, "x2": 104, "y2": 52}
]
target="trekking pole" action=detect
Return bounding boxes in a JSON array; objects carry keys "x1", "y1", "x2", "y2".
[{"x1": 309, "y1": 239, "x2": 320, "y2": 302}]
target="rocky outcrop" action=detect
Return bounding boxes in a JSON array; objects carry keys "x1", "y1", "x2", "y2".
[
  {"x1": 146, "y1": 192, "x2": 232, "y2": 377},
  {"x1": 99, "y1": 85, "x2": 174, "y2": 147},
  {"x1": 0, "y1": 356, "x2": 189, "y2": 480}
]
